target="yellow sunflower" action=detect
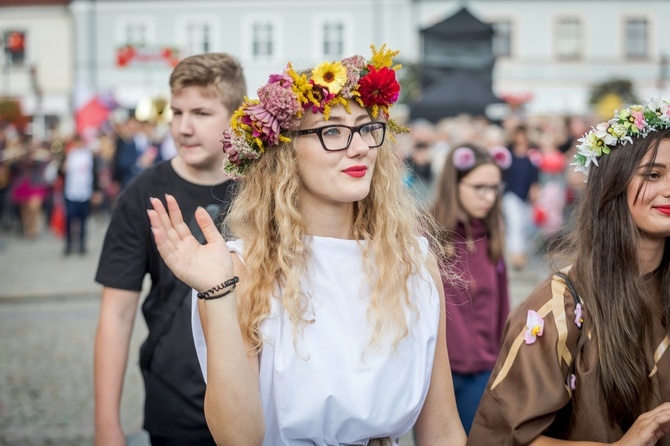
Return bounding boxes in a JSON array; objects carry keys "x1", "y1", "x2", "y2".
[{"x1": 311, "y1": 61, "x2": 347, "y2": 95}]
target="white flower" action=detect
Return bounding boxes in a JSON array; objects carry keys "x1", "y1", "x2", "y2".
[
  {"x1": 648, "y1": 98, "x2": 668, "y2": 114},
  {"x1": 594, "y1": 122, "x2": 617, "y2": 146}
]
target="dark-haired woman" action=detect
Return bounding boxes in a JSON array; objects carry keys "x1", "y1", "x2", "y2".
[{"x1": 469, "y1": 101, "x2": 670, "y2": 445}]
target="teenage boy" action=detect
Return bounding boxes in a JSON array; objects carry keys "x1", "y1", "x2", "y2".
[{"x1": 94, "y1": 53, "x2": 246, "y2": 445}]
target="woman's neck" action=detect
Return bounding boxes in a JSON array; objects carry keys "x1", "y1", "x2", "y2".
[
  {"x1": 302, "y1": 200, "x2": 355, "y2": 239},
  {"x1": 637, "y1": 237, "x2": 665, "y2": 275}
]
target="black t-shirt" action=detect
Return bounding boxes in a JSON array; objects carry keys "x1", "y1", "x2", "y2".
[{"x1": 95, "y1": 160, "x2": 235, "y2": 440}]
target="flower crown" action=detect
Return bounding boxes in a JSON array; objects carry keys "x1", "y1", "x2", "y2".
[
  {"x1": 221, "y1": 44, "x2": 406, "y2": 179},
  {"x1": 573, "y1": 98, "x2": 670, "y2": 175},
  {"x1": 452, "y1": 145, "x2": 512, "y2": 171}
]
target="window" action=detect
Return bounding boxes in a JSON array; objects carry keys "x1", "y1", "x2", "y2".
[
  {"x1": 116, "y1": 17, "x2": 154, "y2": 49},
  {"x1": 556, "y1": 18, "x2": 581, "y2": 60},
  {"x1": 252, "y1": 22, "x2": 273, "y2": 58},
  {"x1": 125, "y1": 22, "x2": 147, "y2": 46},
  {"x1": 323, "y1": 22, "x2": 345, "y2": 59},
  {"x1": 492, "y1": 20, "x2": 512, "y2": 58},
  {"x1": 625, "y1": 18, "x2": 648, "y2": 59},
  {"x1": 187, "y1": 22, "x2": 211, "y2": 54}
]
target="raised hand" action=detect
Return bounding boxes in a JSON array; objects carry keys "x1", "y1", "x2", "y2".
[
  {"x1": 615, "y1": 402, "x2": 670, "y2": 446},
  {"x1": 147, "y1": 194, "x2": 234, "y2": 293}
]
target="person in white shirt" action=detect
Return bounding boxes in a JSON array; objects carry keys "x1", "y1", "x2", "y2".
[
  {"x1": 148, "y1": 45, "x2": 466, "y2": 446},
  {"x1": 62, "y1": 134, "x2": 99, "y2": 255}
]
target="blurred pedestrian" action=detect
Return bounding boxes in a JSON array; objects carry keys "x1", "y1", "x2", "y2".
[
  {"x1": 9, "y1": 141, "x2": 53, "y2": 238},
  {"x1": 112, "y1": 116, "x2": 159, "y2": 191},
  {"x1": 469, "y1": 100, "x2": 670, "y2": 444},
  {"x1": 93, "y1": 53, "x2": 246, "y2": 445},
  {"x1": 431, "y1": 142, "x2": 511, "y2": 434},
  {"x1": 502, "y1": 124, "x2": 540, "y2": 269},
  {"x1": 61, "y1": 134, "x2": 100, "y2": 255},
  {"x1": 404, "y1": 120, "x2": 436, "y2": 206}
]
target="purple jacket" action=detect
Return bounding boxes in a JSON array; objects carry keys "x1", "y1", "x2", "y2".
[{"x1": 443, "y1": 219, "x2": 510, "y2": 374}]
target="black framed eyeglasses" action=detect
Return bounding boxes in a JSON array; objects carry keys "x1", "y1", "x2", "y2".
[
  {"x1": 460, "y1": 182, "x2": 506, "y2": 197},
  {"x1": 295, "y1": 121, "x2": 386, "y2": 151}
]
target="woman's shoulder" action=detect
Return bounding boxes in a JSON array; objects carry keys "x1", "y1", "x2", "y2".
[{"x1": 507, "y1": 271, "x2": 582, "y2": 335}]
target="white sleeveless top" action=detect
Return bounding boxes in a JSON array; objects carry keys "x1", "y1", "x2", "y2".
[{"x1": 192, "y1": 236, "x2": 440, "y2": 446}]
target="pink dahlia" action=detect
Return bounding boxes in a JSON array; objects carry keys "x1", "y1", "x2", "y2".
[
  {"x1": 242, "y1": 103, "x2": 281, "y2": 146},
  {"x1": 257, "y1": 82, "x2": 302, "y2": 131}
]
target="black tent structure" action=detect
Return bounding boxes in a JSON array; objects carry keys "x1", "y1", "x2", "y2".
[
  {"x1": 410, "y1": 71, "x2": 502, "y2": 122},
  {"x1": 409, "y1": 7, "x2": 503, "y2": 122}
]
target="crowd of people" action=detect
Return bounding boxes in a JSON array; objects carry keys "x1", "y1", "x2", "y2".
[
  {"x1": 0, "y1": 100, "x2": 585, "y2": 268},
  {"x1": 0, "y1": 112, "x2": 174, "y2": 253},
  {"x1": 3, "y1": 44, "x2": 670, "y2": 445}
]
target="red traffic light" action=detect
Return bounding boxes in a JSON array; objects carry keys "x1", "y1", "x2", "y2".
[{"x1": 5, "y1": 31, "x2": 25, "y2": 54}]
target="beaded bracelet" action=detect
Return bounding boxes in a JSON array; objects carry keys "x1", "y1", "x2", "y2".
[
  {"x1": 196, "y1": 276, "x2": 240, "y2": 300},
  {"x1": 199, "y1": 284, "x2": 236, "y2": 300}
]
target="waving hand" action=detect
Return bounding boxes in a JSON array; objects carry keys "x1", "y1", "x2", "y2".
[{"x1": 147, "y1": 194, "x2": 234, "y2": 293}]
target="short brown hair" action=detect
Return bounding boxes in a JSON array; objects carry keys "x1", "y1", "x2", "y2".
[{"x1": 169, "y1": 53, "x2": 246, "y2": 114}]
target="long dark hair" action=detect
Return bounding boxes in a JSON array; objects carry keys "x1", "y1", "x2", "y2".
[
  {"x1": 566, "y1": 128, "x2": 670, "y2": 429},
  {"x1": 431, "y1": 142, "x2": 505, "y2": 263}
]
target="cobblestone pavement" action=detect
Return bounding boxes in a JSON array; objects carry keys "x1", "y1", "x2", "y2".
[{"x1": 0, "y1": 216, "x2": 545, "y2": 445}]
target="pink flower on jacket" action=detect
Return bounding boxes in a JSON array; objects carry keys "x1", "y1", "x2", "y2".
[
  {"x1": 574, "y1": 303, "x2": 583, "y2": 328},
  {"x1": 568, "y1": 374, "x2": 576, "y2": 390},
  {"x1": 524, "y1": 310, "x2": 544, "y2": 344}
]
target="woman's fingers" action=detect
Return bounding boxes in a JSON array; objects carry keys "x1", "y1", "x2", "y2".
[
  {"x1": 620, "y1": 402, "x2": 670, "y2": 445},
  {"x1": 147, "y1": 200, "x2": 178, "y2": 258},
  {"x1": 150, "y1": 195, "x2": 190, "y2": 248},
  {"x1": 164, "y1": 194, "x2": 193, "y2": 240},
  {"x1": 195, "y1": 206, "x2": 224, "y2": 245},
  {"x1": 647, "y1": 403, "x2": 670, "y2": 442}
]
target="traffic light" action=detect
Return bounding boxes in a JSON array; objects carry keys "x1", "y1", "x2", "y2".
[{"x1": 4, "y1": 30, "x2": 26, "y2": 65}]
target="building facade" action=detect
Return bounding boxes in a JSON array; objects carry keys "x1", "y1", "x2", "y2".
[
  {"x1": 0, "y1": 0, "x2": 73, "y2": 139},
  {"x1": 417, "y1": 0, "x2": 670, "y2": 115},
  {"x1": 2, "y1": 0, "x2": 670, "y2": 135}
]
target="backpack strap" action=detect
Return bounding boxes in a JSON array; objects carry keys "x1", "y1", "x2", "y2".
[
  {"x1": 552, "y1": 271, "x2": 585, "y2": 393},
  {"x1": 554, "y1": 271, "x2": 583, "y2": 308}
]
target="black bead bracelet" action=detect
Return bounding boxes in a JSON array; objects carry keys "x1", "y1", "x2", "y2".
[{"x1": 196, "y1": 276, "x2": 240, "y2": 300}]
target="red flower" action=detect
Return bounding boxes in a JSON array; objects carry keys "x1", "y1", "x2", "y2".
[{"x1": 357, "y1": 65, "x2": 400, "y2": 107}]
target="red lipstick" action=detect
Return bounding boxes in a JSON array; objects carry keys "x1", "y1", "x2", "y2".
[
  {"x1": 655, "y1": 206, "x2": 670, "y2": 215},
  {"x1": 342, "y1": 165, "x2": 367, "y2": 178}
]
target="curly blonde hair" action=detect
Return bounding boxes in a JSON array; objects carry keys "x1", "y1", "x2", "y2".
[{"x1": 224, "y1": 131, "x2": 448, "y2": 353}]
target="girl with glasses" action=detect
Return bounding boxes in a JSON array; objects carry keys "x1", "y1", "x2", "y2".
[
  {"x1": 147, "y1": 45, "x2": 466, "y2": 445},
  {"x1": 431, "y1": 142, "x2": 512, "y2": 434}
]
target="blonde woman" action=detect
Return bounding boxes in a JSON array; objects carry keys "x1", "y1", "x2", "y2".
[{"x1": 148, "y1": 46, "x2": 466, "y2": 445}]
